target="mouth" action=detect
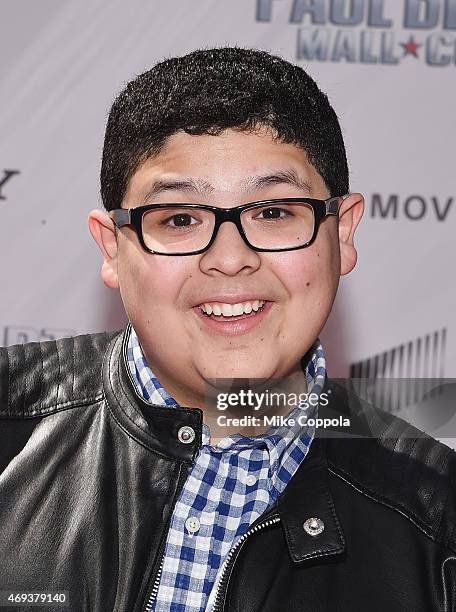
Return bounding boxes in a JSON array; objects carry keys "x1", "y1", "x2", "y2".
[
  {"x1": 192, "y1": 299, "x2": 273, "y2": 336},
  {"x1": 199, "y1": 299, "x2": 266, "y2": 318}
]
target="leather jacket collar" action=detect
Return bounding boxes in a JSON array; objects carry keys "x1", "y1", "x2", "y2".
[{"x1": 103, "y1": 324, "x2": 203, "y2": 463}]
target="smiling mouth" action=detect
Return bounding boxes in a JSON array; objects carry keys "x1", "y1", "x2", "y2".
[
  {"x1": 198, "y1": 300, "x2": 266, "y2": 318},
  {"x1": 192, "y1": 300, "x2": 273, "y2": 335}
]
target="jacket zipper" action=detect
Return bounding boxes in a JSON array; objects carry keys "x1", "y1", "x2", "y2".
[
  {"x1": 211, "y1": 514, "x2": 281, "y2": 612},
  {"x1": 143, "y1": 545, "x2": 166, "y2": 612}
]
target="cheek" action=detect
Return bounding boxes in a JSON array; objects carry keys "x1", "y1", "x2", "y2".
[
  {"x1": 269, "y1": 243, "x2": 338, "y2": 304},
  {"x1": 271, "y1": 249, "x2": 319, "y2": 297},
  {"x1": 117, "y1": 244, "x2": 192, "y2": 322}
]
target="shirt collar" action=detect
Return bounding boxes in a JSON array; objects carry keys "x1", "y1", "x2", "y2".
[{"x1": 127, "y1": 324, "x2": 326, "y2": 449}]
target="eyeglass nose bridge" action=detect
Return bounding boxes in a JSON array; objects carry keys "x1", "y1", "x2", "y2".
[{"x1": 208, "y1": 206, "x2": 253, "y2": 252}]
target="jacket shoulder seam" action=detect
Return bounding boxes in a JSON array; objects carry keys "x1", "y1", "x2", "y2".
[
  {"x1": 0, "y1": 330, "x2": 119, "y2": 419},
  {"x1": 328, "y1": 462, "x2": 456, "y2": 554},
  {"x1": 0, "y1": 394, "x2": 105, "y2": 418}
]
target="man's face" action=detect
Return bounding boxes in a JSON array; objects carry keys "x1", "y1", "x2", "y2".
[{"x1": 90, "y1": 128, "x2": 363, "y2": 407}]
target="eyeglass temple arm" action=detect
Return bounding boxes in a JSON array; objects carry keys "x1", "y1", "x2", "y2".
[
  {"x1": 110, "y1": 208, "x2": 131, "y2": 227},
  {"x1": 325, "y1": 195, "x2": 346, "y2": 216}
]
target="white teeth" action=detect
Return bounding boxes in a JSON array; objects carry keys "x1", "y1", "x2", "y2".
[
  {"x1": 221, "y1": 304, "x2": 233, "y2": 317},
  {"x1": 199, "y1": 300, "x2": 265, "y2": 316},
  {"x1": 232, "y1": 303, "x2": 244, "y2": 316}
]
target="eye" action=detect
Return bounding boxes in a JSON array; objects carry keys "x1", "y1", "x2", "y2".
[
  {"x1": 254, "y1": 206, "x2": 293, "y2": 220},
  {"x1": 162, "y1": 213, "x2": 198, "y2": 227}
]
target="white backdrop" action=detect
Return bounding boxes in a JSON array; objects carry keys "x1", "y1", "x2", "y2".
[{"x1": 1, "y1": 1, "x2": 454, "y2": 428}]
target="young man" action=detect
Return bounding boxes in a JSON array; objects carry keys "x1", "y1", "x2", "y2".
[{"x1": 0, "y1": 47, "x2": 455, "y2": 612}]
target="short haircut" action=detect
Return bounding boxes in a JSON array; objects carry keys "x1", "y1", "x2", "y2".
[{"x1": 100, "y1": 47, "x2": 349, "y2": 211}]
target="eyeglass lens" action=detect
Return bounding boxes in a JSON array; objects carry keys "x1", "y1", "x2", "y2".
[{"x1": 141, "y1": 202, "x2": 315, "y2": 253}]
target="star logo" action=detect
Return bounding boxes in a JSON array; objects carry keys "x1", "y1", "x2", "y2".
[{"x1": 400, "y1": 36, "x2": 422, "y2": 58}]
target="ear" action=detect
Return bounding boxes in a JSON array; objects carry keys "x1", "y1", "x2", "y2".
[
  {"x1": 88, "y1": 209, "x2": 120, "y2": 289},
  {"x1": 338, "y1": 193, "x2": 364, "y2": 276}
]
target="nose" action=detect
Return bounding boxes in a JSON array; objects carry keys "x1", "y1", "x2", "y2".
[{"x1": 198, "y1": 219, "x2": 261, "y2": 276}]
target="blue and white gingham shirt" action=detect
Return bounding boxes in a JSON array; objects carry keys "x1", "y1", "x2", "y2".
[{"x1": 127, "y1": 325, "x2": 326, "y2": 612}]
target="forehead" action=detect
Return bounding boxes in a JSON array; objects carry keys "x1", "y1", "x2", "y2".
[{"x1": 123, "y1": 128, "x2": 329, "y2": 204}]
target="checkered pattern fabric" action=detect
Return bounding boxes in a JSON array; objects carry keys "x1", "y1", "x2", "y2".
[{"x1": 127, "y1": 325, "x2": 326, "y2": 612}]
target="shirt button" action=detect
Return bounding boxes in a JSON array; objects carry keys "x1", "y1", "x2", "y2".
[
  {"x1": 178, "y1": 426, "x2": 196, "y2": 444},
  {"x1": 303, "y1": 517, "x2": 325, "y2": 536},
  {"x1": 185, "y1": 516, "x2": 200, "y2": 534},
  {"x1": 245, "y1": 474, "x2": 257, "y2": 486}
]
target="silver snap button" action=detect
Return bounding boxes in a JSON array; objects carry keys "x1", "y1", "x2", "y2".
[
  {"x1": 185, "y1": 516, "x2": 200, "y2": 534},
  {"x1": 245, "y1": 474, "x2": 257, "y2": 486},
  {"x1": 178, "y1": 426, "x2": 195, "y2": 444},
  {"x1": 303, "y1": 517, "x2": 325, "y2": 536}
]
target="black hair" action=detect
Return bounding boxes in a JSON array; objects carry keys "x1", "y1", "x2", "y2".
[{"x1": 100, "y1": 47, "x2": 349, "y2": 211}]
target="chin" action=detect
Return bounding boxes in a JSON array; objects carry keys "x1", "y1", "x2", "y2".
[{"x1": 201, "y1": 360, "x2": 276, "y2": 383}]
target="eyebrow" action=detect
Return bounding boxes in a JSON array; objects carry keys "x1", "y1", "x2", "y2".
[
  {"x1": 141, "y1": 169, "x2": 312, "y2": 202},
  {"x1": 243, "y1": 169, "x2": 312, "y2": 195},
  {"x1": 142, "y1": 178, "x2": 215, "y2": 202}
]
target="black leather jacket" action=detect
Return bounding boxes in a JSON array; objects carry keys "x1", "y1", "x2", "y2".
[{"x1": 0, "y1": 326, "x2": 455, "y2": 612}]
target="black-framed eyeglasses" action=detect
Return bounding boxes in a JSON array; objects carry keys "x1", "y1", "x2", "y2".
[{"x1": 110, "y1": 196, "x2": 341, "y2": 256}]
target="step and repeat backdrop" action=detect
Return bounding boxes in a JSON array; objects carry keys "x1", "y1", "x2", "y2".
[{"x1": 0, "y1": 1, "x2": 454, "y2": 438}]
